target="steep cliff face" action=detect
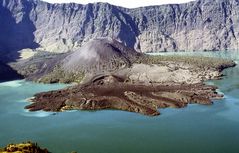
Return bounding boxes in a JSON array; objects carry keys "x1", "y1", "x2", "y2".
[
  {"x1": 0, "y1": 0, "x2": 39, "y2": 53},
  {"x1": 1, "y1": 0, "x2": 239, "y2": 54},
  {"x1": 130, "y1": 0, "x2": 239, "y2": 52}
]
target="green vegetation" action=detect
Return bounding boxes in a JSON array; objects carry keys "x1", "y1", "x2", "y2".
[
  {"x1": 136, "y1": 54, "x2": 235, "y2": 70},
  {"x1": 0, "y1": 141, "x2": 49, "y2": 153},
  {"x1": 38, "y1": 67, "x2": 85, "y2": 84},
  {"x1": 18, "y1": 64, "x2": 38, "y2": 76}
]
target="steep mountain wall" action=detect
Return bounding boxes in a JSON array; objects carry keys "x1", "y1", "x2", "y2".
[{"x1": 1, "y1": 0, "x2": 239, "y2": 54}]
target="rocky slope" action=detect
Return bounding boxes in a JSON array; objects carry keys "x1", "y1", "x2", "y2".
[
  {"x1": 1, "y1": 0, "x2": 239, "y2": 56},
  {"x1": 11, "y1": 38, "x2": 142, "y2": 83}
]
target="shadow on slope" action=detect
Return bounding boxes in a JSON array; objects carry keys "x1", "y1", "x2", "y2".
[
  {"x1": 0, "y1": 61, "x2": 23, "y2": 82},
  {"x1": 0, "y1": 0, "x2": 39, "y2": 81}
]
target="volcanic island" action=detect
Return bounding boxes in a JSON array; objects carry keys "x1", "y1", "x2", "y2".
[{"x1": 11, "y1": 38, "x2": 236, "y2": 116}]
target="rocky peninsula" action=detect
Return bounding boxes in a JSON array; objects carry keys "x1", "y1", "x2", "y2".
[{"x1": 11, "y1": 38, "x2": 235, "y2": 116}]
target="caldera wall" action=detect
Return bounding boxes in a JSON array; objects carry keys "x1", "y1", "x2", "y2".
[{"x1": 1, "y1": 0, "x2": 239, "y2": 54}]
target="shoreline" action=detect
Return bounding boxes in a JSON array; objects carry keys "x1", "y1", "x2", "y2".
[
  {"x1": 25, "y1": 59, "x2": 235, "y2": 116},
  {"x1": 27, "y1": 82, "x2": 223, "y2": 116}
]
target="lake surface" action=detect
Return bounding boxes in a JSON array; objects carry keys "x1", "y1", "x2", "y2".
[{"x1": 0, "y1": 51, "x2": 239, "y2": 153}]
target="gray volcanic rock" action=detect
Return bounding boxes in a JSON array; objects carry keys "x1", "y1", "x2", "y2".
[
  {"x1": 13, "y1": 38, "x2": 141, "y2": 83},
  {"x1": 61, "y1": 38, "x2": 139, "y2": 73},
  {"x1": 1, "y1": 0, "x2": 239, "y2": 54}
]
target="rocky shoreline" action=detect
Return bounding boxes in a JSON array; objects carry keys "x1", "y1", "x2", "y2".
[
  {"x1": 27, "y1": 80, "x2": 223, "y2": 116},
  {"x1": 0, "y1": 142, "x2": 50, "y2": 153}
]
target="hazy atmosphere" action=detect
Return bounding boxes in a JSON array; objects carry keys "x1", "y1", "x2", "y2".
[{"x1": 43, "y1": 0, "x2": 194, "y2": 8}]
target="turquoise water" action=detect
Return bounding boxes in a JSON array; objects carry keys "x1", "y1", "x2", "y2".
[{"x1": 0, "y1": 51, "x2": 239, "y2": 153}]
